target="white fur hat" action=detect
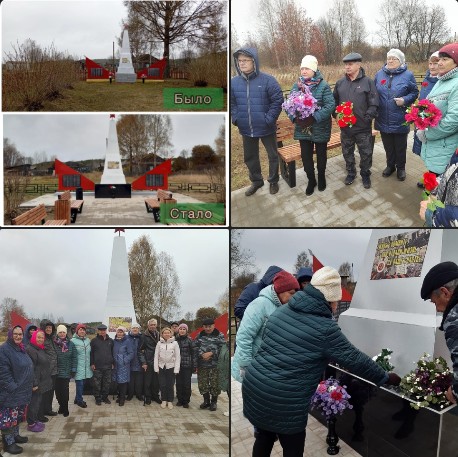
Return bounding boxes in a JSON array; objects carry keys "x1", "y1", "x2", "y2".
[
  {"x1": 56, "y1": 324, "x2": 67, "y2": 334},
  {"x1": 300, "y1": 55, "x2": 318, "y2": 72},
  {"x1": 387, "y1": 48, "x2": 405, "y2": 65},
  {"x1": 311, "y1": 266, "x2": 342, "y2": 302}
]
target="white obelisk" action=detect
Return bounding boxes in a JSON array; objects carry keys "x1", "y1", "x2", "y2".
[
  {"x1": 116, "y1": 28, "x2": 137, "y2": 83},
  {"x1": 100, "y1": 114, "x2": 126, "y2": 184},
  {"x1": 103, "y1": 229, "x2": 137, "y2": 338}
]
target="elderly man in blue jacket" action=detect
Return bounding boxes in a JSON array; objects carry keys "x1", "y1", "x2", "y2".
[{"x1": 231, "y1": 47, "x2": 284, "y2": 196}]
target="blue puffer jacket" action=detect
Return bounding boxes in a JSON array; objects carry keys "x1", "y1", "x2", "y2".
[
  {"x1": 0, "y1": 338, "x2": 34, "y2": 408},
  {"x1": 374, "y1": 64, "x2": 419, "y2": 134},
  {"x1": 234, "y1": 265, "x2": 283, "y2": 319},
  {"x1": 112, "y1": 335, "x2": 134, "y2": 383},
  {"x1": 127, "y1": 332, "x2": 143, "y2": 372},
  {"x1": 231, "y1": 47, "x2": 284, "y2": 137},
  {"x1": 421, "y1": 67, "x2": 458, "y2": 174},
  {"x1": 242, "y1": 286, "x2": 388, "y2": 435},
  {"x1": 232, "y1": 285, "x2": 284, "y2": 382},
  {"x1": 426, "y1": 150, "x2": 458, "y2": 227},
  {"x1": 412, "y1": 71, "x2": 439, "y2": 155}
]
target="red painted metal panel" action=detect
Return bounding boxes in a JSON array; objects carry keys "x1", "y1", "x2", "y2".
[
  {"x1": 55, "y1": 159, "x2": 95, "y2": 191},
  {"x1": 131, "y1": 159, "x2": 172, "y2": 190},
  {"x1": 85, "y1": 57, "x2": 110, "y2": 80},
  {"x1": 136, "y1": 58, "x2": 167, "y2": 80}
]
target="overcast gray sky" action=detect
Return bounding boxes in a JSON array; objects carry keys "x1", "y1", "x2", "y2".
[
  {"x1": 3, "y1": 114, "x2": 225, "y2": 161},
  {"x1": 238, "y1": 229, "x2": 374, "y2": 281},
  {"x1": 0, "y1": 228, "x2": 229, "y2": 323},
  {"x1": 232, "y1": 0, "x2": 457, "y2": 47}
]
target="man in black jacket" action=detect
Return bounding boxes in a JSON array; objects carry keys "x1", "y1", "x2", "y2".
[
  {"x1": 139, "y1": 319, "x2": 161, "y2": 405},
  {"x1": 333, "y1": 52, "x2": 379, "y2": 189},
  {"x1": 90, "y1": 324, "x2": 114, "y2": 405}
]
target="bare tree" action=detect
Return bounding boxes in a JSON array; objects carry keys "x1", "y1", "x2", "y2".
[
  {"x1": 3, "y1": 138, "x2": 25, "y2": 168},
  {"x1": 214, "y1": 287, "x2": 229, "y2": 315},
  {"x1": 293, "y1": 251, "x2": 311, "y2": 273},
  {"x1": 338, "y1": 262, "x2": 353, "y2": 281},
  {"x1": 316, "y1": 17, "x2": 342, "y2": 65},
  {"x1": 147, "y1": 115, "x2": 173, "y2": 166},
  {"x1": 1, "y1": 297, "x2": 27, "y2": 332},
  {"x1": 4, "y1": 172, "x2": 31, "y2": 223},
  {"x1": 195, "y1": 306, "x2": 220, "y2": 327},
  {"x1": 117, "y1": 115, "x2": 149, "y2": 175},
  {"x1": 231, "y1": 230, "x2": 256, "y2": 278},
  {"x1": 126, "y1": 1, "x2": 225, "y2": 76},
  {"x1": 215, "y1": 124, "x2": 225, "y2": 157}
]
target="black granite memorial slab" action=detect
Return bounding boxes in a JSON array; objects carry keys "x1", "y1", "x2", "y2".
[{"x1": 95, "y1": 184, "x2": 131, "y2": 198}]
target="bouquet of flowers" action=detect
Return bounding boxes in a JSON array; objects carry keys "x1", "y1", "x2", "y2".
[
  {"x1": 404, "y1": 99, "x2": 442, "y2": 130},
  {"x1": 282, "y1": 86, "x2": 319, "y2": 131},
  {"x1": 420, "y1": 171, "x2": 445, "y2": 213},
  {"x1": 399, "y1": 353, "x2": 452, "y2": 410},
  {"x1": 335, "y1": 101, "x2": 357, "y2": 128},
  {"x1": 372, "y1": 348, "x2": 395, "y2": 372},
  {"x1": 310, "y1": 377, "x2": 353, "y2": 419}
]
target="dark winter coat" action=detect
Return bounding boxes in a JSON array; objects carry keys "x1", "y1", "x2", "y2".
[
  {"x1": 139, "y1": 329, "x2": 160, "y2": 365},
  {"x1": 194, "y1": 328, "x2": 226, "y2": 369},
  {"x1": 231, "y1": 47, "x2": 284, "y2": 138},
  {"x1": 289, "y1": 71, "x2": 335, "y2": 143},
  {"x1": 218, "y1": 342, "x2": 230, "y2": 393},
  {"x1": 441, "y1": 289, "x2": 458, "y2": 400},
  {"x1": 234, "y1": 266, "x2": 283, "y2": 319},
  {"x1": 333, "y1": 68, "x2": 379, "y2": 134},
  {"x1": 176, "y1": 334, "x2": 197, "y2": 369},
  {"x1": 374, "y1": 64, "x2": 419, "y2": 134},
  {"x1": 426, "y1": 151, "x2": 458, "y2": 227},
  {"x1": 0, "y1": 338, "x2": 33, "y2": 408},
  {"x1": 112, "y1": 335, "x2": 134, "y2": 383},
  {"x1": 40, "y1": 320, "x2": 58, "y2": 376},
  {"x1": 90, "y1": 334, "x2": 114, "y2": 370},
  {"x1": 23, "y1": 323, "x2": 38, "y2": 346},
  {"x1": 242, "y1": 285, "x2": 389, "y2": 435},
  {"x1": 55, "y1": 337, "x2": 77, "y2": 379},
  {"x1": 412, "y1": 70, "x2": 438, "y2": 155},
  {"x1": 26, "y1": 342, "x2": 53, "y2": 393},
  {"x1": 127, "y1": 332, "x2": 143, "y2": 372}
]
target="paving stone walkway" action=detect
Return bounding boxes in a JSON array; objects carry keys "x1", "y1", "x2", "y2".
[
  {"x1": 4, "y1": 382, "x2": 229, "y2": 457},
  {"x1": 231, "y1": 133, "x2": 427, "y2": 227},
  {"x1": 231, "y1": 378, "x2": 362, "y2": 457}
]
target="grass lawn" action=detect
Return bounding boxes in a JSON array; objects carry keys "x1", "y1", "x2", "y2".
[{"x1": 36, "y1": 80, "x2": 227, "y2": 112}]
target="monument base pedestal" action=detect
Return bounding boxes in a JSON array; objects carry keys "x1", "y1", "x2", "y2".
[
  {"x1": 115, "y1": 73, "x2": 136, "y2": 83},
  {"x1": 95, "y1": 184, "x2": 132, "y2": 198}
]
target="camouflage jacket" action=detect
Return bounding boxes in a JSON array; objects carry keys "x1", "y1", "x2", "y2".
[{"x1": 194, "y1": 328, "x2": 226, "y2": 369}]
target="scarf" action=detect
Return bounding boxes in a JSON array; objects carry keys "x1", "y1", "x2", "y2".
[
  {"x1": 30, "y1": 329, "x2": 45, "y2": 349},
  {"x1": 54, "y1": 336, "x2": 69, "y2": 352},
  {"x1": 8, "y1": 325, "x2": 26, "y2": 353},
  {"x1": 298, "y1": 76, "x2": 321, "y2": 90},
  {"x1": 438, "y1": 66, "x2": 458, "y2": 81}
]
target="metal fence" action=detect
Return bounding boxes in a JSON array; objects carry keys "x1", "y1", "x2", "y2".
[{"x1": 5, "y1": 183, "x2": 59, "y2": 195}]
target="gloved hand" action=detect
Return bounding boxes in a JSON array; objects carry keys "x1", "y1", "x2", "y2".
[
  {"x1": 296, "y1": 116, "x2": 314, "y2": 127},
  {"x1": 385, "y1": 372, "x2": 401, "y2": 386},
  {"x1": 416, "y1": 129, "x2": 427, "y2": 143},
  {"x1": 239, "y1": 368, "x2": 246, "y2": 379},
  {"x1": 393, "y1": 97, "x2": 405, "y2": 107}
]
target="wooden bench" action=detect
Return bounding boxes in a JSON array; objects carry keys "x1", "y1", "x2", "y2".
[
  {"x1": 276, "y1": 118, "x2": 378, "y2": 188},
  {"x1": 11, "y1": 204, "x2": 67, "y2": 226},
  {"x1": 145, "y1": 189, "x2": 176, "y2": 222},
  {"x1": 58, "y1": 190, "x2": 84, "y2": 223}
]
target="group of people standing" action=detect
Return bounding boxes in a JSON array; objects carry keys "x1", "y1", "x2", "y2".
[
  {"x1": 231, "y1": 43, "x2": 458, "y2": 225},
  {"x1": 0, "y1": 317, "x2": 228, "y2": 455}
]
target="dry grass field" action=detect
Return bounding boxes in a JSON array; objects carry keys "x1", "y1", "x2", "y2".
[{"x1": 230, "y1": 61, "x2": 428, "y2": 191}]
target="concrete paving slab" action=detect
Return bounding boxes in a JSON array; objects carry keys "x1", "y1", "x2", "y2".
[
  {"x1": 231, "y1": 377, "x2": 361, "y2": 457},
  {"x1": 19, "y1": 192, "x2": 204, "y2": 226},
  {"x1": 231, "y1": 133, "x2": 427, "y2": 227},
  {"x1": 6, "y1": 381, "x2": 229, "y2": 456}
]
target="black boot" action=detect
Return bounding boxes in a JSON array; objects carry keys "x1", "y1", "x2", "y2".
[
  {"x1": 209, "y1": 395, "x2": 218, "y2": 411},
  {"x1": 305, "y1": 175, "x2": 317, "y2": 196},
  {"x1": 13, "y1": 426, "x2": 28, "y2": 444},
  {"x1": 3, "y1": 442, "x2": 23, "y2": 455},
  {"x1": 199, "y1": 393, "x2": 211, "y2": 409},
  {"x1": 317, "y1": 173, "x2": 326, "y2": 191}
]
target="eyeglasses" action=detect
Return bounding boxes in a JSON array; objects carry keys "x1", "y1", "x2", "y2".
[
  {"x1": 387, "y1": 57, "x2": 399, "y2": 61},
  {"x1": 237, "y1": 59, "x2": 252, "y2": 64}
]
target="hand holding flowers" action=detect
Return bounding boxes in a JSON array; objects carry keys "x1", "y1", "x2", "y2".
[{"x1": 405, "y1": 99, "x2": 442, "y2": 130}]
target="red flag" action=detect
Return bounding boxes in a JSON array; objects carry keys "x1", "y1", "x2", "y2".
[
  {"x1": 312, "y1": 255, "x2": 352, "y2": 302},
  {"x1": 190, "y1": 312, "x2": 228, "y2": 340}
]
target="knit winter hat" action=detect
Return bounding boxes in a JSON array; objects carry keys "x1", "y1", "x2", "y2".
[
  {"x1": 311, "y1": 267, "x2": 342, "y2": 302},
  {"x1": 273, "y1": 271, "x2": 300, "y2": 294},
  {"x1": 429, "y1": 51, "x2": 440, "y2": 62},
  {"x1": 178, "y1": 323, "x2": 188, "y2": 331},
  {"x1": 387, "y1": 49, "x2": 405, "y2": 65},
  {"x1": 439, "y1": 42, "x2": 458, "y2": 66},
  {"x1": 56, "y1": 324, "x2": 67, "y2": 334},
  {"x1": 116, "y1": 326, "x2": 127, "y2": 333},
  {"x1": 131, "y1": 323, "x2": 141, "y2": 329},
  {"x1": 300, "y1": 55, "x2": 318, "y2": 72},
  {"x1": 421, "y1": 261, "x2": 458, "y2": 300},
  {"x1": 75, "y1": 323, "x2": 86, "y2": 333}
]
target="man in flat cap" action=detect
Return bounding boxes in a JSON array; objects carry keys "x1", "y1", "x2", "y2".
[
  {"x1": 194, "y1": 318, "x2": 226, "y2": 411},
  {"x1": 421, "y1": 261, "x2": 458, "y2": 404},
  {"x1": 90, "y1": 324, "x2": 114, "y2": 405},
  {"x1": 333, "y1": 52, "x2": 379, "y2": 189}
]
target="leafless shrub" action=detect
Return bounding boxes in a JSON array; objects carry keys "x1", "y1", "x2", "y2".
[{"x1": 4, "y1": 173, "x2": 31, "y2": 223}]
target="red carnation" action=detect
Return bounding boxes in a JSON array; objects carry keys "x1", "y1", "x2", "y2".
[
  {"x1": 338, "y1": 119, "x2": 347, "y2": 128},
  {"x1": 331, "y1": 391, "x2": 343, "y2": 401},
  {"x1": 422, "y1": 82, "x2": 428, "y2": 87},
  {"x1": 343, "y1": 107, "x2": 352, "y2": 115},
  {"x1": 350, "y1": 115, "x2": 357, "y2": 124},
  {"x1": 336, "y1": 105, "x2": 344, "y2": 113},
  {"x1": 423, "y1": 172, "x2": 438, "y2": 192},
  {"x1": 381, "y1": 79, "x2": 387, "y2": 85}
]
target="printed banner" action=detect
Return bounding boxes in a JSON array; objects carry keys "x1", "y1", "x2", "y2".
[
  {"x1": 108, "y1": 316, "x2": 132, "y2": 332},
  {"x1": 370, "y1": 229, "x2": 431, "y2": 280}
]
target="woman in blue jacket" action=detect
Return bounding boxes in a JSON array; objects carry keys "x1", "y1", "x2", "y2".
[
  {"x1": 375, "y1": 49, "x2": 419, "y2": 181},
  {"x1": 289, "y1": 55, "x2": 335, "y2": 195},
  {"x1": 112, "y1": 326, "x2": 134, "y2": 406}
]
